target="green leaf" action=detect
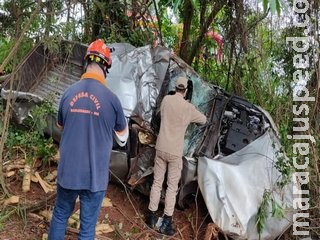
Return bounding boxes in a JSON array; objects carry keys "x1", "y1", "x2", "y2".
[
  {"x1": 271, "y1": 199, "x2": 285, "y2": 219},
  {"x1": 256, "y1": 191, "x2": 271, "y2": 238},
  {"x1": 262, "y1": 0, "x2": 281, "y2": 15},
  {"x1": 275, "y1": 0, "x2": 281, "y2": 16},
  {"x1": 269, "y1": 0, "x2": 277, "y2": 15},
  {"x1": 263, "y1": 0, "x2": 269, "y2": 13},
  {"x1": 172, "y1": 0, "x2": 182, "y2": 13},
  {"x1": 190, "y1": 0, "x2": 199, "y2": 12},
  {"x1": 93, "y1": 0, "x2": 106, "y2": 14}
]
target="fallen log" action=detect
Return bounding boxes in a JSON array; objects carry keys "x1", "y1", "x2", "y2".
[
  {"x1": 39, "y1": 210, "x2": 53, "y2": 221},
  {"x1": 25, "y1": 192, "x2": 56, "y2": 213},
  {"x1": 22, "y1": 164, "x2": 31, "y2": 192},
  {"x1": 3, "y1": 158, "x2": 25, "y2": 166},
  {"x1": 35, "y1": 172, "x2": 54, "y2": 193},
  {"x1": 3, "y1": 196, "x2": 20, "y2": 206},
  {"x1": 5, "y1": 171, "x2": 15, "y2": 177},
  {"x1": 4, "y1": 164, "x2": 25, "y2": 172},
  {"x1": 31, "y1": 175, "x2": 39, "y2": 182},
  {"x1": 95, "y1": 223, "x2": 114, "y2": 235},
  {"x1": 44, "y1": 170, "x2": 57, "y2": 182},
  {"x1": 101, "y1": 197, "x2": 112, "y2": 207},
  {"x1": 28, "y1": 212, "x2": 45, "y2": 221}
]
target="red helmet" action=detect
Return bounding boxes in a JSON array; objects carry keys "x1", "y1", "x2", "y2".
[{"x1": 84, "y1": 39, "x2": 112, "y2": 68}]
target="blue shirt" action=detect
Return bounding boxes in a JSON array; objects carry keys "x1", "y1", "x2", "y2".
[{"x1": 57, "y1": 76, "x2": 126, "y2": 192}]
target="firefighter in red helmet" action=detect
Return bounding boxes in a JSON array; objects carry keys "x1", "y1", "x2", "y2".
[
  {"x1": 84, "y1": 39, "x2": 112, "y2": 78},
  {"x1": 48, "y1": 39, "x2": 128, "y2": 239}
]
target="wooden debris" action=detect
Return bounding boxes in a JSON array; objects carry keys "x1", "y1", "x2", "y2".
[
  {"x1": 44, "y1": 170, "x2": 57, "y2": 182},
  {"x1": 96, "y1": 223, "x2": 114, "y2": 235},
  {"x1": 43, "y1": 179, "x2": 56, "y2": 191},
  {"x1": 42, "y1": 233, "x2": 48, "y2": 240},
  {"x1": 26, "y1": 193, "x2": 56, "y2": 213},
  {"x1": 35, "y1": 172, "x2": 54, "y2": 193},
  {"x1": 3, "y1": 196, "x2": 20, "y2": 206},
  {"x1": 39, "y1": 210, "x2": 52, "y2": 221},
  {"x1": 3, "y1": 158, "x2": 25, "y2": 166},
  {"x1": 32, "y1": 157, "x2": 43, "y2": 169},
  {"x1": 4, "y1": 164, "x2": 25, "y2": 172},
  {"x1": 101, "y1": 197, "x2": 113, "y2": 207},
  {"x1": 177, "y1": 226, "x2": 185, "y2": 240},
  {"x1": 204, "y1": 223, "x2": 220, "y2": 240},
  {"x1": 31, "y1": 175, "x2": 39, "y2": 182},
  {"x1": 22, "y1": 164, "x2": 31, "y2": 192},
  {"x1": 15, "y1": 159, "x2": 26, "y2": 165},
  {"x1": 5, "y1": 170, "x2": 15, "y2": 177},
  {"x1": 28, "y1": 213, "x2": 44, "y2": 221}
]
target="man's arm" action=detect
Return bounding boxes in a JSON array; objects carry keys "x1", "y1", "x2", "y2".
[
  {"x1": 114, "y1": 124, "x2": 128, "y2": 147},
  {"x1": 189, "y1": 105, "x2": 207, "y2": 124},
  {"x1": 114, "y1": 97, "x2": 129, "y2": 147},
  {"x1": 56, "y1": 103, "x2": 63, "y2": 130},
  {"x1": 57, "y1": 95, "x2": 65, "y2": 130}
]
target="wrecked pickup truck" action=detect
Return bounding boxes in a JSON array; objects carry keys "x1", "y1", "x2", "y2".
[{"x1": 0, "y1": 41, "x2": 296, "y2": 239}]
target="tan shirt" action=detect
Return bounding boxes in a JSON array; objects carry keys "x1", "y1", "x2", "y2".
[{"x1": 155, "y1": 93, "x2": 207, "y2": 157}]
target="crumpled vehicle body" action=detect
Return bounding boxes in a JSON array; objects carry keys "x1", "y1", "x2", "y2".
[
  {"x1": 198, "y1": 129, "x2": 296, "y2": 239},
  {"x1": 0, "y1": 41, "x2": 296, "y2": 239}
]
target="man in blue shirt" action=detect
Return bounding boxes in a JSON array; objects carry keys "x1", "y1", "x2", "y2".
[{"x1": 48, "y1": 39, "x2": 128, "y2": 239}]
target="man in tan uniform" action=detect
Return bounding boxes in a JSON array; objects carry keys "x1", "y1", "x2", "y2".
[{"x1": 146, "y1": 77, "x2": 207, "y2": 236}]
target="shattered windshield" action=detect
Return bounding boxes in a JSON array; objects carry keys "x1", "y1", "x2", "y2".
[{"x1": 182, "y1": 75, "x2": 215, "y2": 157}]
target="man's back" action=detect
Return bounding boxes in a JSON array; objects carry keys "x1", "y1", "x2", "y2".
[
  {"x1": 57, "y1": 77, "x2": 126, "y2": 192},
  {"x1": 156, "y1": 93, "x2": 206, "y2": 157}
]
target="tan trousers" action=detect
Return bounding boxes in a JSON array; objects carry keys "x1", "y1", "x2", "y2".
[{"x1": 148, "y1": 150, "x2": 182, "y2": 216}]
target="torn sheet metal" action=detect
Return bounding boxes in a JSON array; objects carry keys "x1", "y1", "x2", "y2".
[
  {"x1": 107, "y1": 44, "x2": 170, "y2": 123},
  {"x1": 0, "y1": 89, "x2": 43, "y2": 124},
  {"x1": 197, "y1": 129, "x2": 296, "y2": 239},
  {"x1": 1, "y1": 41, "x2": 170, "y2": 129}
]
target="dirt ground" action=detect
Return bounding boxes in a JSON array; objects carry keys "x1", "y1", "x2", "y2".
[
  {"x1": 0, "y1": 154, "x2": 299, "y2": 240},
  {"x1": 0, "y1": 161, "x2": 215, "y2": 240}
]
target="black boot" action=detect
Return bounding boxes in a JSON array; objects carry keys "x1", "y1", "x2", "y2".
[
  {"x1": 159, "y1": 214, "x2": 176, "y2": 236},
  {"x1": 145, "y1": 210, "x2": 158, "y2": 229}
]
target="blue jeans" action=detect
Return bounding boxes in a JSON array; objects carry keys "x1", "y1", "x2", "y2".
[{"x1": 48, "y1": 184, "x2": 106, "y2": 240}]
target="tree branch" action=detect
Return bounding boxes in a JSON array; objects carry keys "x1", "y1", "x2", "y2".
[
  {"x1": 187, "y1": 1, "x2": 226, "y2": 65},
  {"x1": 0, "y1": 1, "x2": 41, "y2": 197},
  {"x1": 152, "y1": 0, "x2": 163, "y2": 45}
]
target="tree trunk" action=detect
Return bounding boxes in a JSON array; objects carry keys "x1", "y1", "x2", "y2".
[
  {"x1": 187, "y1": 1, "x2": 225, "y2": 65},
  {"x1": 179, "y1": 0, "x2": 194, "y2": 62},
  {"x1": 81, "y1": 0, "x2": 91, "y2": 42},
  {"x1": 91, "y1": 2, "x2": 103, "y2": 42},
  {"x1": 44, "y1": 0, "x2": 53, "y2": 39},
  {"x1": 237, "y1": 0, "x2": 248, "y2": 53}
]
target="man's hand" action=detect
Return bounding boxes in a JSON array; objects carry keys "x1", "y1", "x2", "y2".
[
  {"x1": 56, "y1": 122, "x2": 63, "y2": 130},
  {"x1": 185, "y1": 80, "x2": 193, "y2": 102},
  {"x1": 114, "y1": 126, "x2": 129, "y2": 147}
]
